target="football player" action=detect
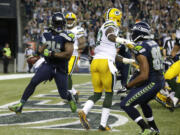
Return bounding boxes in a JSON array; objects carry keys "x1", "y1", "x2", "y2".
[
  {"x1": 78, "y1": 8, "x2": 135, "y2": 131},
  {"x1": 163, "y1": 18, "x2": 180, "y2": 107},
  {"x1": 8, "y1": 12, "x2": 77, "y2": 114},
  {"x1": 171, "y1": 18, "x2": 180, "y2": 61},
  {"x1": 119, "y1": 22, "x2": 165, "y2": 135},
  {"x1": 65, "y1": 12, "x2": 86, "y2": 103}
]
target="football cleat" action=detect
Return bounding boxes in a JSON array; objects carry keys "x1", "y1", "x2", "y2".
[
  {"x1": 117, "y1": 87, "x2": 128, "y2": 95},
  {"x1": 140, "y1": 129, "x2": 154, "y2": 135},
  {"x1": 152, "y1": 129, "x2": 160, "y2": 135},
  {"x1": 8, "y1": 102, "x2": 23, "y2": 114},
  {"x1": 78, "y1": 110, "x2": 90, "y2": 130},
  {"x1": 74, "y1": 91, "x2": 80, "y2": 103},
  {"x1": 98, "y1": 125, "x2": 111, "y2": 131},
  {"x1": 68, "y1": 100, "x2": 77, "y2": 113}
]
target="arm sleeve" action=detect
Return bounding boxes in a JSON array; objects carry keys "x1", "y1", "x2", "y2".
[{"x1": 76, "y1": 27, "x2": 85, "y2": 39}]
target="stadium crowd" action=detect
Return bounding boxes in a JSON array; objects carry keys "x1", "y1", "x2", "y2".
[{"x1": 22, "y1": 0, "x2": 180, "y2": 49}]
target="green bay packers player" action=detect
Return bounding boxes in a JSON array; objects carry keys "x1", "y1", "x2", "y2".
[
  {"x1": 78, "y1": 8, "x2": 135, "y2": 131},
  {"x1": 65, "y1": 12, "x2": 86, "y2": 103},
  {"x1": 164, "y1": 18, "x2": 180, "y2": 107}
]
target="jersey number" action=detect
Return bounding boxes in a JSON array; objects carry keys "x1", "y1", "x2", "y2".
[
  {"x1": 46, "y1": 41, "x2": 61, "y2": 52},
  {"x1": 151, "y1": 47, "x2": 163, "y2": 70}
]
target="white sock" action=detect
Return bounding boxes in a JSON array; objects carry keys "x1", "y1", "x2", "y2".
[
  {"x1": 169, "y1": 91, "x2": 175, "y2": 100},
  {"x1": 82, "y1": 100, "x2": 94, "y2": 115},
  {"x1": 172, "y1": 97, "x2": 179, "y2": 106},
  {"x1": 69, "y1": 87, "x2": 77, "y2": 95},
  {"x1": 100, "y1": 108, "x2": 110, "y2": 127},
  {"x1": 68, "y1": 90, "x2": 73, "y2": 94},
  {"x1": 146, "y1": 116, "x2": 154, "y2": 122},
  {"x1": 72, "y1": 87, "x2": 77, "y2": 95},
  {"x1": 134, "y1": 116, "x2": 143, "y2": 123}
]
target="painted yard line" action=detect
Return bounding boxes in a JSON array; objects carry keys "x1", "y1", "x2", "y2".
[
  {"x1": 0, "y1": 73, "x2": 90, "y2": 80},
  {"x1": 0, "y1": 74, "x2": 34, "y2": 80}
]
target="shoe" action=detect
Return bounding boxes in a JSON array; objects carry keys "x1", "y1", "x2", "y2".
[
  {"x1": 117, "y1": 87, "x2": 128, "y2": 95},
  {"x1": 78, "y1": 110, "x2": 90, "y2": 130},
  {"x1": 68, "y1": 100, "x2": 77, "y2": 113},
  {"x1": 141, "y1": 129, "x2": 153, "y2": 135},
  {"x1": 152, "y1": 129, "x2": 160, "y2": 135},
  {"x1": 98, "y1": 125, "x2": 111, "y2": 131},
  {"x1": 8, "y1": 102, "x2": 23, "y2": 114},
  {"x1": 74, "y1": 91, "x2": 80, "y2": 103}
]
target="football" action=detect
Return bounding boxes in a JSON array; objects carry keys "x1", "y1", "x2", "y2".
[{"x1": 27, "y1": 56, "x2": 40, "y2": 65}]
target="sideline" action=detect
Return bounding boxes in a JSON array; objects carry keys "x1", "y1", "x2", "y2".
[{"x1": 0, "y1": 73, "x2": 90, "y2": 80}]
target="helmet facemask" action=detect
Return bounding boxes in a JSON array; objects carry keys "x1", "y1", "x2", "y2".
[
  {"x1": 66, "y1": 18, "x2": 76, "y2": 28},
  {"x1": 65, "y1": 12, "x2": 77, "y2": 29},
  {"x1": 51, "y1": 12, "x2": 66, "y2": 33}
]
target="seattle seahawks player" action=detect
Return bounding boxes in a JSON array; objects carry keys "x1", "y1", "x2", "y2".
[
  {"x1": 119, "y1": 22, "x2": 165, "y2": 135},
  {"x1": 8, "y1": 12, "x2": 77, "y2": 114},
  {"x1": 78, "y1": 8, "x2": 135, "y2": 131},
  {"x1": 65, "y1": 12, "x2": 86, "y2": 103}
]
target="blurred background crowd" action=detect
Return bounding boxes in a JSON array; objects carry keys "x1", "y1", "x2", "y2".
[{"x1": 21, "y1": 0, "x2": 180, "y2": 50}]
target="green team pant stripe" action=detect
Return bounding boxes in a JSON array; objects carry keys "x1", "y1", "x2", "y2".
[
  {"x1": 111, "y1": 74, "x2": 116, "y2": 92},
  {"x1": 69, "y1": 56, "x2": 78, "y2": 75},
  {"x1": 126, "y1": 82, "x2": 155, "y2": 106}
]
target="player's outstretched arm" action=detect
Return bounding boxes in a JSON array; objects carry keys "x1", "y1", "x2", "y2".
[{"x1": 105, "y1": 27, "x2": 135, "y2": 49}]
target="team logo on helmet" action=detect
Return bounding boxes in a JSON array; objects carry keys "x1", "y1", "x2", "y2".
[{"x1": 104, "y1": 8, "x2": 122, "y2": 27}]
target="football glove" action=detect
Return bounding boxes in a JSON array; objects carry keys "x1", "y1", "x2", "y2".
[
  {"x1": 43, "y1": 49, "x2": 55, "y2": 57},
  {"x1": 43, "y1": 49, "x2": 50, "y2": 57}
]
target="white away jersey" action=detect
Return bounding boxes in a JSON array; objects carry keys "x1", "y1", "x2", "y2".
[
  {"x1": 94, "y1": 20, "x2": 119, "y2": 61},
  {"x1": 67, "y1": 26, "x2": 85, "y2": 56}
]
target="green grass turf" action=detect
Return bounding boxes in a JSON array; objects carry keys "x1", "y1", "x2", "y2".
[{"x1": 0, "y1": 74, "x2": 180, "y2": 135}]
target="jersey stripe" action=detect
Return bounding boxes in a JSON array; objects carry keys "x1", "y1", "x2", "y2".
[
  {"x1": 106, "y1": 8, "x2": 112, "y2": 20},
  {"x1": 60, "y1": 33, "x2": 73, "y2": 41}
]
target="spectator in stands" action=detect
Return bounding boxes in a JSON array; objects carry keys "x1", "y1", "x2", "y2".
[{"x1": 22, "y1": 0, "x2": 180, "y2": 56}]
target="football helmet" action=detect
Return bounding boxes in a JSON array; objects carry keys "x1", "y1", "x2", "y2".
[
  {"x1": 65, "y1": 12, "x2": 77, "y2": 28},
  {"x1": 131, "y1": 21, "x2": 151, "y2": 42},
  {"x1": 51, "y1": 12, "x2": 66, "y2": 32},
  {"x1": 104, "y1": 8, "x2": 122, "y2": 27}
]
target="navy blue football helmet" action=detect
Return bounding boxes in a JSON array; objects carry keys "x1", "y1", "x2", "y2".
[
  {"x1": 51, "y1": 12, "x2": 66, "y2": 32},
  {"x1": 131, "y1": 21, "x2": 151, "y2": 42}
]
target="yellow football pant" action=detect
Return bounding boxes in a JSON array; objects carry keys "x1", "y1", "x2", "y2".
[
  {"x1": 68, "y1": 56, "x2": 78, "y2": 75},
  {"x1": 90, "y1": 59, "x2": 115, "y2": 93},
  {"x1": 164, "y1": 60, "x2": 180, "y2": 83}
]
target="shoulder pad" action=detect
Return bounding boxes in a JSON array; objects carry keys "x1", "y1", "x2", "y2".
[
  {"x1": 76, "y1": 26, "x2": 82, "y2": 30},
  {"x1": 134, "y1": 45, "x2": 143, "y2": 51},
  {"x1": 104, "y1": 21, "x2": 117, "y2": 29},
  {"x1": 60, "y1": 32, "x2": 75, "y2": 41}
]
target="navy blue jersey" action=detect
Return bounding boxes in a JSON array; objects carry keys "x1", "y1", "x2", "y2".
[
  {"x1": 133, "y1": 40, "x2": 164, "y2": 81},
  {"x1": 117, "y1": 44, "x2": 131, "y2": 58},
  {"x1": 41, "y1": 29, "x2": 74, "y2": 73}
]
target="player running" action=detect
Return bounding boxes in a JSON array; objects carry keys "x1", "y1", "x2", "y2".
[
  {"x1": 65, "y1": 12, "x2": 86, "y2": 103},
  {"x1": 8, "y1": 12, "x2": 77, "y2": 114},
  {"x1": 78, "y1": 8, "x2": 135, "y2": 131}
]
